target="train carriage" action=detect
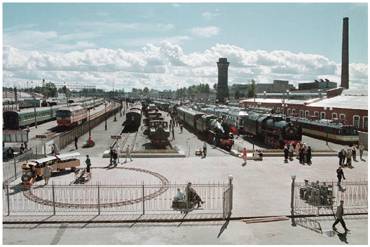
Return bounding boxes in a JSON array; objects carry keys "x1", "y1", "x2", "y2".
[
  {"x1": 56, "y1": 105, "x2": 87, "y2": 128},
  {"x1": 295, "y1": 118, "x2": 358, "y2": 144},
  {"x1": 3, "y1": 107, "x2": 58, "y2": 129}
]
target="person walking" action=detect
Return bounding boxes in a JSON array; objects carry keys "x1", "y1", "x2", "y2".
[
  {"x1": 85, "y1": 155, "x2": 91, "y2": 173},
  {"x1": 43, "y1": 165, "x2": 52, "y2": 185},
  {"x1": 336, "y1": 166, "x2": 345, "y2": 186},
  {"x1": 74, "y1": 136, "x2": 78, "y2": 150},
  {"x1": 284, "y1": 144, "x2": 289, "y2": 163},
  {"x1": 125, "y1": 145, "x2": 133, "y2": 163},
  {"x1": 332, "y1": 200, "x2": 349, "y2": 232},
  {"x1": 242, "y1": 147, "x2": 247, "y2": 166},
  {"x1": 202, "y1": 142, "x2": 207, "y2": 158},
  {"x1": 359, "y1": 144, "x2": 365, "y2": 161}
]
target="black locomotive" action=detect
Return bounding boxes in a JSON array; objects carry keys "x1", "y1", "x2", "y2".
[
  {"x1": 147, "y1": 120, "x2": 170, "y2": 146},
  {"x1": 123, "y1": 107, "x2": 142, "y2": 132},
  {"x1": 243, "y1": 111, "x2": 302, "y2": 148},
  {"x1": 176, "y1": 107, "x2": 234, "y2": 151}
]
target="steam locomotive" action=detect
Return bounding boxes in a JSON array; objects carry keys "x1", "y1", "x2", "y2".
[
  {"x1": 243, "y1": 111, "x2": 302, "y2": 148},
  {"x1": 176, "y1": 107, "x2": 234, "y2": 151}
]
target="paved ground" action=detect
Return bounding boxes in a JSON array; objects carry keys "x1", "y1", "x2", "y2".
[
  {"x1": 4, "y1": 105, "x2": 368, "y2": 245},
  {"x1": 3, "y1": 218, "x2": 367, "y2": 245}
]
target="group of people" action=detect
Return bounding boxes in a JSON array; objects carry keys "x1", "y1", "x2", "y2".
[
  {"x1": 284, "y1": 142, "x2": 312, "y2": 165},
  {"x1": 300, "y1": 180, "x2": 333, "y2": 206},
  {"x1": 338, "y1": 144, "x2": 365, "y2": 167},
  {"x1": 173, "y1": 182, "x2": 205, "y2": 211}
]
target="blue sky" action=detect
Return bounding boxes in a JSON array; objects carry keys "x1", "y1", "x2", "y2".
[{"x1": 3, "y1": 3, "x2": 368, "y2": 90}]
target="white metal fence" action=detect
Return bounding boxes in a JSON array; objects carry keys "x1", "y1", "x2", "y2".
[{"x1": 3, "y1": 180, "x2": 233, "y2": 218}]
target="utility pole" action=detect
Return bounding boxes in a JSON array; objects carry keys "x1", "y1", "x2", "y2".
[{"x1": 33, "y1": 95, "x2": 37, "y2": 129}]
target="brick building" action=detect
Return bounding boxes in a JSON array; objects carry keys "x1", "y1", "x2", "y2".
[{"x1": 240, "y1": 91, "x2": 368, "y2": 132}]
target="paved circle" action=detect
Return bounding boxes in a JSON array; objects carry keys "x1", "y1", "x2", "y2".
[{"x1": 23, "y1": 167, "x2": 170, "y2": 208}]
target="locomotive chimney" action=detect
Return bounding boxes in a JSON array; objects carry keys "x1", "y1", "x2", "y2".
[{"x1": 341, "y1": 17, "x2": 349, "y2": 89}]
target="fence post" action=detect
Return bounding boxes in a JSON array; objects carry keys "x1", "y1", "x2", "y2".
[
  {"x1": 98, "y1": 183, "x2": 101, "y2": 215},
  {"x1": 6, "y1": 183, "x2": 10, "y2": 216},
  {"x1": 52, "y1": 182, "x2": 56, "y2": 215},
  {"x1": 228, "y1": 175, "x2": 233, "y2": 217},
  {"x1": 142, "y1": 182, "x2": 145, "y2": 215},
  {"x1": 13, "y1": 158, "x2": 17, "y2": 179},
  {"x1": 290, "y1": 175, "x2": 296, "y2": 226}
]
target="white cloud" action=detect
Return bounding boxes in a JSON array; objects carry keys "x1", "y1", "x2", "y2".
[
  {"x1": 191, "y1": 26, "x2": 220, "y2": 38},
  {"x1": 202, "y1": 10, "x2": 220, "y2": 20},
  {"x1": 3, "y1": 43, "x2": 368, "y2": 91}
]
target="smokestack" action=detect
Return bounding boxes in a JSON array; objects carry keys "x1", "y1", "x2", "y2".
[{"x1": 341, "y1": 17, "x2": 349, "y2": 89}]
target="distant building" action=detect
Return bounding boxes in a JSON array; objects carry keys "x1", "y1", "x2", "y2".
[
  {"x1": 240, "y1": 90, "x2": 368, "y2": 132},
  {"x1": 298, "y1": 79, "x2": 337, "y2": 91},
  {"x1": 216, "y1": 58, "x2": 229, "y2": 103},
  {"x1": 256, "y1": 80, "x2": 295, "y2": 93}
]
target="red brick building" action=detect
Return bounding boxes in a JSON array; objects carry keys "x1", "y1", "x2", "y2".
[{"x1": 240, "y1": 92, "x2": 368, "y2": 132}]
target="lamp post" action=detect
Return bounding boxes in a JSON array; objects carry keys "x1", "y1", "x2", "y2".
[
  {"x1": 104, "y1": 101, "x2": 107, "y2": 131},
  {"x1": 323, "y1": 107, "x2": 333, "y2": 145},
  {"x1": 33, "y1": 95, "x2": 37, "y2": 129},
  {"x1": 88, "y1": 108, "x2": 91, "y2": 138}
]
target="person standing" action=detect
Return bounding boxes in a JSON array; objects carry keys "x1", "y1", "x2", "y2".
[
  {"x1": 284, "y1": 144, "x2": 289, "y2": 163},
  {"x1": 171, "y1": 126, "x2": 175, "y2": 140},
  {"x1": 74, "y1": 136, "x2": 78, "y2": 150},
  {"x1": 43, "y1": 165, "x2": 52, "y2": 185},
  {"x1": 338, "y1": 149, "x2": 345, "y2": 166},
  {"x1": 180, "y1": 123, "x2": 183, "y2": 133},
  {"x1": 352, "y1": 145, "x2": 357, "y2": 162},
  {"x1": 85, "y1": 155, "x2": 91, "y2": 173},
  {"x1": 288, "y1": 144, "x2": 294, "y2": 161},
  {"x1": 307, "y1": 146, "x2": 312, "y2": 165},
  {"x1": 202, "y1": 142, "x2": 207, "y2": 158},
  {"x1": 336, "y1": 166, "x2": 345, "y2": 186},
  {"x1": 346, "y1": 148, "x2": 352, "y2": 167},
  {"x1": 295, "y1": 142, "x2": 301, "y2": 159},
  {"x1": 242, "y1": 147, "x2": 247, "y2": 166},
  {"x1": 332, "y1": 200, "x2": 349, "y2": 232},
  {"x1": 359, "y1": 144, "x2": 365, "y2": 161},
  {"x1": 109, "y1": 147, "x2": 113, "y2": 165},
  {"x1": 125, "y1": 145, "x2": 133, "y2": 163}
]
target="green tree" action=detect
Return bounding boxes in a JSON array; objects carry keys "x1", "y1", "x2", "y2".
[{"x1": 248, "y1": 79, "x2": 256, "y2": 98}]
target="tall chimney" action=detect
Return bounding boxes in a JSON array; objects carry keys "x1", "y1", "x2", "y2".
[{"x1": 341, "y1": 17, "x2": 349, "y2": 89}]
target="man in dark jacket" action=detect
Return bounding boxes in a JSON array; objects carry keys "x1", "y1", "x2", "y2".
[
  {"x1": 333, "y1": 200, "x2": 349, "y2": 232},
  {"x1": 284, "y1": 145, "x2": 289, "y2": 163},
  {"x1": 336, "y1": 166, "x2": 345, "y2": 186}
]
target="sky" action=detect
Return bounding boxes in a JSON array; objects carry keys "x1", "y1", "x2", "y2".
[{"x1": 3, "y1": 3, "x2": 368, "y2": 91}]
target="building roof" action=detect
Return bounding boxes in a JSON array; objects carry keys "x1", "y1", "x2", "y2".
[
  {"x1": 240, "y1": 98, "x2": 310, "y2": 105},
  {"x1": 308, "y1": 95, "x2": 368, "y2": 110}
]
